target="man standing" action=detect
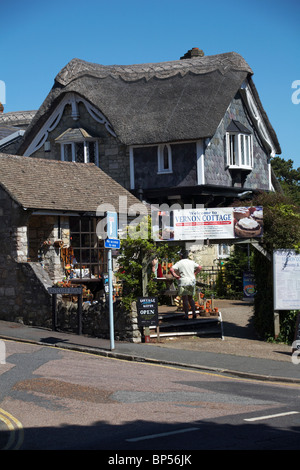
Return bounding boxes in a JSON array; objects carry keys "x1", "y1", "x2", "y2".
[{"x1": 170, "y1": 251, "x2": 202, "y2": 319}]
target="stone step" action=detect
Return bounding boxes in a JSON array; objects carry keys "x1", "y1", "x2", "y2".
[
  {"x1": 158, "y1": 310, "x2": 219, "y2": 322},
  {"x1": 155, "y1": 316, "x2": 220, "y2": 328},
  {"x1": 149, "y1": 328, "x2": 222, "y2": 338},
  {"x1": 149, "y1": 313, "x2": 224, "y2": 339}
]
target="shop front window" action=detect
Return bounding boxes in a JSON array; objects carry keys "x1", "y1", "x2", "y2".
[{"x1": 69, "y1": 217, "x2": 106, "y2": 280}]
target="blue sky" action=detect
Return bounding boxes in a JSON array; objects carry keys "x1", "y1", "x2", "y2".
[{"x1": 1, "y1": 0, "x2": 300, "y2": 168}]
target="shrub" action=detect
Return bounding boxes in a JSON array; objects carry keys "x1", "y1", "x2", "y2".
[
  {"x1": 215, "y1": 245, "x2": 252, "y2": 299},
  {"x1": 116, "y1": 216, "x2": 181, "y2": 312},
  {"x1": 248, "y1": 192, "x2": 300, "y2": 341}
]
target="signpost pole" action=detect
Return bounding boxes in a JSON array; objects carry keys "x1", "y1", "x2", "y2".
[
  {"x1": 104, "y1": 211, "x2": 119, "y2": 351},
  {"x1": 108, "y1": 247, "x2": 115, "y2": 350}
]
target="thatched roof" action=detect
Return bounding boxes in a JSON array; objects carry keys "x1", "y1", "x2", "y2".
[
  {"x1": 18, "y1": 51, "x2": 281, "y2": 153},
  {"x1": 0, "y1": 153, "x2": 140, "y2": 213}
]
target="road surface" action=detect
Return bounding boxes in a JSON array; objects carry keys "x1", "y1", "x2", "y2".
[{"x1": 0, "y1": 339, "x2": 300, "y2": 452}]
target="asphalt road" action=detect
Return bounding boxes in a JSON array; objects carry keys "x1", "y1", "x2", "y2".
[{"x1": 1, "y1": 339, "x2": 300, "y2": 453}]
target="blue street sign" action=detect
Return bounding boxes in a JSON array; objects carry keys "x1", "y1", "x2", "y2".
[
  {"x1": 106, "y1": 211, "x2": 118, "y2": 239},
  {"x1": 105, "y1": 238, "x2": 121, "y2": 249}
]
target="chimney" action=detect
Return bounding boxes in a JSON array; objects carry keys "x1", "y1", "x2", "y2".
[
  {"x1": 180, "y1": 47, "x2": 204, "y2": 60},
  {"x1": 0, "y1": 102, "x2": 3, "y2": 113}
]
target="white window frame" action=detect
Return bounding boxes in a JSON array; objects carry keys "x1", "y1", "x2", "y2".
[
  {"x1": 217, "y1": 243, "x2": 231, "y2": 259},
  {"x1": 226, "y1": 132, "x2": 253, "y2": 170},
  {"x1": 60, "y1": 140, "x2": 99, "y2": 165},
  {"x1": 157, "y1": 144, "x2": 172, "y2": 174}
]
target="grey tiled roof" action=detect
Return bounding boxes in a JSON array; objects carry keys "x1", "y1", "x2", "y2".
[
  {"x1": 0, "y1": 110, "x2": 36, "y2": 127},
  {"x1": 0, "y1": 126, "x2": 21, "y2": 140},
  {"x1": 0, "y1": 153, "x2": 140, "y2": 213},
  {"x1": 55, "y1": 127, "x2": 95, "y2": 143}
]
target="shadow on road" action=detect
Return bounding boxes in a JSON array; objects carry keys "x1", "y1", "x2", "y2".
[{"x1": 2, "y1": 416, "x2": 299, "y2": 450}]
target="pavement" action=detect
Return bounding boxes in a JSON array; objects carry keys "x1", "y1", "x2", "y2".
[{"x1": 1, "y1": 299, "x2": 300, "y2": 384}]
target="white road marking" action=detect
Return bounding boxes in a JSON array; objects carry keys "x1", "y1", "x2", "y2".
[
  {"x1": 244, "y1": 411, "x2": 299, "y2": 422},
  {"x1": 126, "y1": 427, "x2": 199, "y2": 442}
]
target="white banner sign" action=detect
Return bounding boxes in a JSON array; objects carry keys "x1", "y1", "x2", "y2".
[
  {"x1": 173, "y1": 208, "x2": 234, "y2": 240},
  {"x1": 152, "y1": 206, "x2": 263, "y2": 241}
]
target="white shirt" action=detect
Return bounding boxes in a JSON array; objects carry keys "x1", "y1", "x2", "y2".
[{"x1": 172, "y1": 259, "x2": 199, "y2": 286}]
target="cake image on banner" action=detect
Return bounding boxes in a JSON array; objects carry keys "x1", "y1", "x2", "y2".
[{"x1": 233, "y1": 206, "x2": 263, "y2": 238}]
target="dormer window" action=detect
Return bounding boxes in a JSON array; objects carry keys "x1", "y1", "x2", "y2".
[
  {"x1": 226, "y1": 120, "x2": 253, "y2": 170},
  {"x1": 158, "y1": 144, "x2": 172, "y2": 174},
  {"x1": 55, "y1": 128, "x2": 99, "y2": 165}
]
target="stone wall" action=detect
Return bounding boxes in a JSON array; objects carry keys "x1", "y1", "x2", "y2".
[
  {"x1": 1, "y1": 262, "x2": 141, "y2": 342},
  {"x1": 0, "y1": 256, "x2": 141, "y2": 342},
  {"x1": 0, "y1": 261, "x2": 52, "y2": 325},
  {"x1": 0, "y1": 186, "x2": 140, "y2": 342},
  {"x1": 28, "y1": 215, "x2": 68, "y2": 283},
  {"x1": 0, "y1": 187, "x2": 54, "y2": 322},
  {"x1": 56, "y1": 299, "x2": 141, "y2": 342}
]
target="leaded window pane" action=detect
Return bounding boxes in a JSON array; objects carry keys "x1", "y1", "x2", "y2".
[
  {"x1": 88, "y1": 141, "x2": 96, "y2": 164},
  {"x1": 64, "y1": 143, "x2": 72, "y2": 162},
  {"x1": 76, "y1": 142, "x2": 84, "y2": 163},
  {"x1": 240, "y1": 135, "x2": 245, "y2": 166}
]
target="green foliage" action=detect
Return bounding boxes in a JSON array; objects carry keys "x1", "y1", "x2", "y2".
[
  {"x1": 271, "y1": 157, "x2": 300, "y2": 205},
  {"x1": 276, "y1": 310, "x2": 299, "y2": 344},
  {"x1": 215, "y1": 246, "x2": 252, "y2": 299},
  {"x1": 246, "y1": 191, "x2": 300, "y2": 341},
  {"x1": 252, "y1": 191, "x2": 300, "y2": 253},
  {"x1": 116, "y1": 216, "x2": 181, "y2": 312}
]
